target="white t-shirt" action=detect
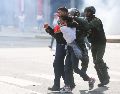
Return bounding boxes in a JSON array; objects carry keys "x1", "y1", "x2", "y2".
[
  {"x1": 60, "y1": 26, "x2": 76, "y2": 44},
  {"x1": 53, "y1": 17, "x2": 59, "y2": 27}
]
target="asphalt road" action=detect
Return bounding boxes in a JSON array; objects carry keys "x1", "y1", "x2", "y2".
[{"x1": 0, "y1": 36, "x2": 120, "y2": 94}]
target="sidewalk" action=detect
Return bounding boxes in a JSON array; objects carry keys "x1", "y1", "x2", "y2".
[
  {"x1": 0, "y1": 82, "x2": 42, "y2": 94},
  {"x1": 0, "y1": 44, "x2": 120, "y2": 94},
  {"x1": 106, "y1": 35, "x2": 120, "y2": 43},
  {"x1": 0, "y1": 30, "x2": 119, "y2": 42},
  {"x1": 0, "y1": 30, "x2": 51, "y2": 39}
]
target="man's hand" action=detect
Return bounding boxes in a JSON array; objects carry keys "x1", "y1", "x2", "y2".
[{"x1": 44, "y1": 23, "x2": 49, "y2": 29}]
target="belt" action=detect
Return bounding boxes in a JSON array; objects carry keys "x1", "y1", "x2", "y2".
[{"x1": 57, "y1": 43, "x2": 66, "y2": 46}]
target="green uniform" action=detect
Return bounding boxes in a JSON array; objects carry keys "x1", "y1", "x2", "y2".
[
  {"x1": 86, "y1": 16, "x2": 106, "y2": 44},
  {"x1": 86, "y1": 15, "x2": 110, "y2": 86},
  {"x1": 67, "y1": 17, "x2": 90, "y2": 73}
]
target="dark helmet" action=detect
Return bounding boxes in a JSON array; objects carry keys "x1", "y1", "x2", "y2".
[
  {"x1": 68, "y1": 8, "x2": 80, "y2": 17},
  {"x1": 84, "y1": 6, "x2": 96, "y2": 14}
]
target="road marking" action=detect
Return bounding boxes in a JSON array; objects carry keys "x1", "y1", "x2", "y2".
[
  {"x1": 0, "y1": 71, "x2": 120, "y2": 94},
  {"x1": 27, "y1": 73, "x2": 54, "y2": 81},
  {"x1": 0, "y1": 81, "x2": 43, "y2": 94},
  {"x1": 0, "y1": 76, "x2": 41, "y2": 86},
  {"x1": 27, "y1": 72, "x2": 120, "y2": 82}
]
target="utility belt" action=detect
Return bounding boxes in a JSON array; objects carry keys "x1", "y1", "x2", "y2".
[{"x1": 57, "y1": 43, "x2": 66, "y2": 46}]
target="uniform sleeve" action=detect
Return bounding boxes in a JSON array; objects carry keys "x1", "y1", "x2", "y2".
[
  {"x1": 74, "y1": 17, "x2": 90, "y2": 36},
  {"x1": 89, "y1": 18, "x2": 102, "y2": 30},
  {"x1": 67, "y1": 21, "x2": 78, "y2": 28}
]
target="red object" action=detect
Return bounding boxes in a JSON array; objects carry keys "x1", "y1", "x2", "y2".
[
  {"x1": 54, "y1": 25, "x2": 60, "y2": 33},
  {"x1": 38, "y1": 0, "x2": 42, "y2": 15}
]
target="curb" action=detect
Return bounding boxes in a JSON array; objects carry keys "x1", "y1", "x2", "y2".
[
  {"x1": 107, "y1": 39, "x2": 120, "y2": 43},
  {"x1": 35, "y1": 35, "x2": 120, "y2": 43},
  {"x1": 35, "y1": 35, "x2": 51, "y2": 39},
  {"x1": 0, "y1": 33, "x2": 120, "y2": 42}
]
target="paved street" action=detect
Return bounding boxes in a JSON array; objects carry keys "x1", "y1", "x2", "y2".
[{"x1": 0, "y1": 36, "x2": 120, "y2": 94}]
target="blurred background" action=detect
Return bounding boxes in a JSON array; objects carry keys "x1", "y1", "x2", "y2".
[{"x1": 0, "y1": 0, "x2": 119, "y2": 35}]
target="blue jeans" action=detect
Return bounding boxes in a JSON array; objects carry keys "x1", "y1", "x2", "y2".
[
  {"x1": 68, "y1": 41, "x2": 82, "y2": 59},
  {"x1": 64, "y1": 46, "x2": 90, "y2": 86}
]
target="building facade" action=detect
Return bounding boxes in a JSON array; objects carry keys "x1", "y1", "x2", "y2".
[{"x1": 0, "y1": 0, "x2": 84, "y2": 31}]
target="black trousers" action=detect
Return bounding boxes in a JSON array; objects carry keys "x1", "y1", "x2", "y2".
[
  {"x1": 91, "y1": 43, "x2": 109, "y2": 82},
  {"x1": 91, "y1": 43, "x2": 106, "y2": 64},
  {"x1": 53, "y1": 43, "x2": 75, "y2": 88}
]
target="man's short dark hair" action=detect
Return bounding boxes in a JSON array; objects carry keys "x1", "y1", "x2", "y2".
[
  {"x1": 57, "y1": 7, "x2": 68, "y2": 13},
  {"x1": 60, "y1": 16, "x2": 72, "y2": 23}
]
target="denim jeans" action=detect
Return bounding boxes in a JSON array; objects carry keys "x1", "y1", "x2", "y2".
[
  {"x1": 68, "y1": 40, "x2": 82, "y2": 59},
  {"x1": 64, "y1": 46, "x2": 90, "y2": 86}
]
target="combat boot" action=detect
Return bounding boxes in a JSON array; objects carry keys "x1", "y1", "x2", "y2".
[
  {"x1": 48, "y1": 85, "x2": 60, "y2": 91},
  {"x1": 94, "y1": 63, "x2": 110, "y2": 87}
]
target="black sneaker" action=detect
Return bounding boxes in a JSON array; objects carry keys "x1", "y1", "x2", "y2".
[
  {"x1": 70, "y1": 84, "x2": 76, "y2": 91},
  {"x1": 48, "y1": 86, "x2": 60, "y2": 91},
  {"x1": 60, "y1": 85, "x2": 72, "y2": 93},
  {"x1": 89, "y1": 78, "x2": 95, "y2": 90}
]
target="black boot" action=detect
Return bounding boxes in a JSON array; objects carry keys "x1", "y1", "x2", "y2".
[
  {"x1": 48, "y1": 76, "x2": 60, "y2": 91},
  {"x1": 98, "y1": 65, "x2": 110, "y2": 87},
  {"x1": 95, "y1": 63, "x2": 110, "y2": 87},
  {"x1": 98, "y1": 77, "x2": 110, "y2": 87},
  {"x1": 48, "y1": 85, "x2": 60, "y2": 91}
]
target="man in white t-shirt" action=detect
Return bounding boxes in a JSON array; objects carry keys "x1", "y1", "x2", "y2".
[
  {"x1": 59, "y1": 16, "x2": 82, "y2": 59},
  {"x1": 59, "y1": 16, "x2": 95, "y2": 92}
]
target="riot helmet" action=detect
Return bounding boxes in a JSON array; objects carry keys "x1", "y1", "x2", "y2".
[
  {"x1": 84, "y1": 6, "x2": 96, "y2": 14},
  {"x1": 68, "y1": 8, "x2": 80, "y2": 17}
]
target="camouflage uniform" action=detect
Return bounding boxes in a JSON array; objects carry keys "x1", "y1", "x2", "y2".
[{"x1": 86, "y1": 15, "x2": 110, "y2": 87}]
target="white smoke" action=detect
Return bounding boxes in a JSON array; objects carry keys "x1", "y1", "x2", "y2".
[{"x1": 83, "y1": 0, "x2": 120, "y2": 35}]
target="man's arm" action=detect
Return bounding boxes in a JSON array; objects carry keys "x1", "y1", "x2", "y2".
[
  {"x1": 67, "y1": 21, "x2": 79, "y2": 28},
  {"x1": 44, "y1": 24, "x2": 55, "y2": 37}
]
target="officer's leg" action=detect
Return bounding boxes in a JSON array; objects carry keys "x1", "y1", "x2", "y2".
[
  {"x1": 95, "y1": 61, "x2": 110, "y2": 87},
  {"x1": 93, "y1": 44, "x2": 110, "y2": 87},
  {"x1": 91, "y1": 44, "x2": 97, "y2": 62},
  {"x1": 81, "y1": 47, "x2": 89, "y2": 73}
]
